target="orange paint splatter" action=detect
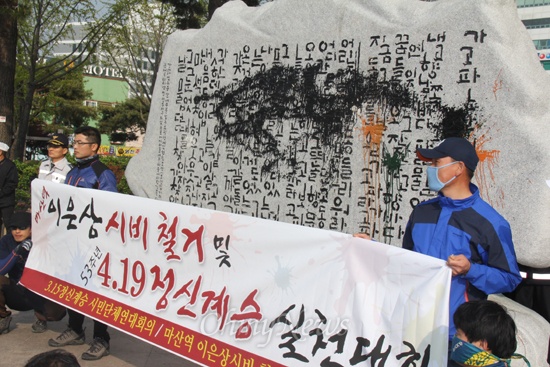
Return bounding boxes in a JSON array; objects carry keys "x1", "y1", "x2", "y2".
[
  {"x1": 492, "y1": 69, "x2": 505, "y2": 100},
  {"x1": 354, "y1": 106, "x2": 387, "y2": 238},
  {"x1": 471, "y1": 129, "x2": 504, "y2": 208},
  {"x1": 360, "y1": 112, "x2": 386, "y2": 148}
]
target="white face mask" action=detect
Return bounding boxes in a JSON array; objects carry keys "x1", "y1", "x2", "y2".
[{"x1": 426, "y1": 161, "x2": 458, "y2": 191}]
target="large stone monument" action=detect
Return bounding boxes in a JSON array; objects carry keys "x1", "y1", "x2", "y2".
[{"x1": 127, "y1": 0, "x2": 550, "y2": 364}]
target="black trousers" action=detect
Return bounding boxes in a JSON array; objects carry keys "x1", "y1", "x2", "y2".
[
  {"x1": 67, "y1": 308, "x2": 110, "y2": 342},
  {"x1": 0, "y1": 206, "x2": 14, "y2": 235},
  {"x1": 1, "y1": 275, "x2": 45, "y2": 313},
  {"x1": 0, "y1": 275, "x2": 66, "y2": 320}
]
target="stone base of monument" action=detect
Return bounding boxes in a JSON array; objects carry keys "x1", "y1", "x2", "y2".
[{"x1": 490, "y1": 294, "x2": 549, "y2": 367}]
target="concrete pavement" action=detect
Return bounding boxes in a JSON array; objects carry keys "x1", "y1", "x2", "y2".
[{"x1": 1, "y1": 309, "x2": 201, "y2": 367}]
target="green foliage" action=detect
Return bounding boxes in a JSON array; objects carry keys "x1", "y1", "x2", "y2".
[
  {"x1": 10, "y1": 0, "x2": 126, "y2": 160},
  {"x1": 14, "y1": 156, "x2": 133, "y2": 211},
  {"x1": 158, "y1": 0, "x2": 261, "y2": 30},
  {"x1": 102, "y1": 0, "x2": 176, "y2": 109},
  {"x1": 159, "y1": 0, "x2": 207, "y2": 29},
  {"x1": 31, "y1": 62, "x2": 97, "y2": 132},
  {"x1": 14, "y1": 160, "x2": 40, "y2": 211},
  {"x1": 98, "y1": 156, "x2": 133, "y2": 195},
  {"x1": 98, "y1": 97, "x2": 149, "y2": 142}
]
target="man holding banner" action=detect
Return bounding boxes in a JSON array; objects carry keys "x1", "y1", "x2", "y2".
[
  {"x1": 0, "y1": 212, "x2": 65, "y2": 334},
  {"x1": 0, "y1": 212, "x2": 37, "y2": 333},
  {"x1": 405, "y1": 137, "x2": 522, "y2": 365},
  {"x1": 48, "y1": 126, "x2": 118, "y2": 361},
  {"x1": 33, "y1": 133, "x2": 73, "y2": 333}
]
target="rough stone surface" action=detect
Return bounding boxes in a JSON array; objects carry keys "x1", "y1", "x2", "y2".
[
  {"x1": 127, "y1": 0, "x2": 550, "y2": 362},
  {"x1": 128, "y1": 0, "x2": 549, "y2": 265},
  {"x1": 490, "y1": 294, "x2": 549, "y2": 367}
]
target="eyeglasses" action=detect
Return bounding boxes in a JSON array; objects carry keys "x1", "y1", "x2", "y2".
[
  {"x1": 47, "y1": 144, "x2": 65, "y2": 149},
  {"x1": 10, "y1": 226, "x2": 30, "y2": 231},
  {"x1": 72, "y1": 141, "x2": 94, "y2": 147}
]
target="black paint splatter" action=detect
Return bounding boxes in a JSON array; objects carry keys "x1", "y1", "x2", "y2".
[
  {"x1": 198, "y1": 63, "x2": 415, "y2": 180},
  {"x1": 434, "y1": 102, "x2": 479, "y2": 141}
]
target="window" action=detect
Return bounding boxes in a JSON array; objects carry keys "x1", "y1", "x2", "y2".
[
  {"x1": 84, "y1": 100, "x2": 98, "y2": 108},
  {"x1": 533, "y1": 39, "x2": 550, "y2": 50},
  {"x1": 523, "y1": 18, "x2": 550, "y2": 29},
  {"x1": 517, "y1": 0, "x2": 550, "y2": 7},
  {"x1": 71, "y1": 43, "x2": 84, "y2": 53}
]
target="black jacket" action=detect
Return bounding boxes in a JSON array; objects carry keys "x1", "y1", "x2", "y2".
[{"x1": 0, "y1": 158, "x2": 18, "y2": 208}]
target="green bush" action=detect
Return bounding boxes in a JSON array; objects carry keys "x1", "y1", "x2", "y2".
[
  {"x1": 99, "y1": 156, "x2": 133, "y2": 195},
  {"x1": 15, "y1": 156, "x2": 133, "y2": 211},
  {"x1": 14, "y1": 160, "x2": 40, "y2": 211}
]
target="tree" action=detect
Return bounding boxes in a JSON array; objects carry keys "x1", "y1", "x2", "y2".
[
  {"x1": 12, "y1": 0, "x2": 123, "y2": 160},
  {"x1": 102, "y1": 0, "x2": 177, "y2": 111},
  {"x1": 31, "y1": 62, "x2": 97, "y2": 132},
  {"x1": 99, "y1": 0, "x2": 264, "y2": 139},
  {"x1": 98, "y1": 97, "x2": 148, "y2": 143},
  {"x1": 159, "y1": 0, "x2": 261, "y2": 30},
  {"x1": 207, "y1": 0, "x2": 261, "y2": 21},
  {"x1": 0, "y1": 0, "x2": 18, "y2": 149},
  {"x1": 159, "y1": 0, "x2": 207, "y2": 29}
]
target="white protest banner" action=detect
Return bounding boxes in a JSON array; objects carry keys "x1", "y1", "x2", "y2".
[{"x1": 23, "y1": 179, "x2": 451, "y2": 366}]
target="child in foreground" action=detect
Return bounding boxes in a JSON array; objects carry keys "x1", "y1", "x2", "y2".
[{"x1": 451, "y1": 300, "x2": 530, "y2": 367}]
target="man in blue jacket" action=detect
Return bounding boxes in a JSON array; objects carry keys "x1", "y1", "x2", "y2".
[
  {"x1": 0, "y1": 212, "x2": 65, "y2": 334},
  {"x1": 48, "y1": 126, "x2": 117, "y2": 361},
  {"x1": 404, "y1": 137, "x2": 521, "y2": 365}
]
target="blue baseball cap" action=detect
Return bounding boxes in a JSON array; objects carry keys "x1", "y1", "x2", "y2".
[{"x1": 416, "y1": 137, "x2": 479, "y2": 172}]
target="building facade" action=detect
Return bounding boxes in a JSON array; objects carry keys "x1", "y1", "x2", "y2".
[
  {"x1": 51, "y1": 23, "x2": 144, "y2": 156},
  {"x1": 517, "y1": 0, "x2": 550, "y2": 72}
]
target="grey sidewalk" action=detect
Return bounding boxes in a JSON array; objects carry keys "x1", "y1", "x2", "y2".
[{"x1": 1, "y1": 310, "x2": 200, "y2": 367}]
